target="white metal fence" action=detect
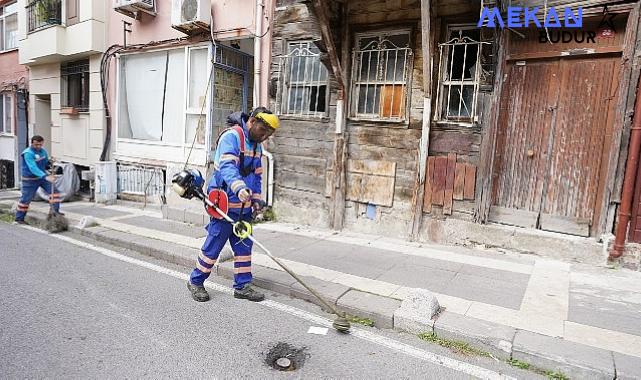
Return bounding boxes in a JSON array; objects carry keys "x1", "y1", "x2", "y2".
[{"x1": 117, "y1": 164, "x2": 165, "y2": 199}]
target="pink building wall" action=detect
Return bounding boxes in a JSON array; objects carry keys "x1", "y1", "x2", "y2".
[
  {"x1": 0, "y1": 50, "x2": 27, "y2": 88},
  {"x1": 0, "y1": 0, "x2": 28, "y2": 88},
  {"x1": 106, "y1": 0, "x2": 274, "y2": 111}
]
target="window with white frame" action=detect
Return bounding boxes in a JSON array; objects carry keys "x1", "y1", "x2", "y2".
[
  {"x1": 436, "y1": 26, "x2": 488, "y2": 124},
  {"x1": 0, "y1": 1, "x2": 18, "y2": 51},
  {"x1": 0, "y1": 93, "x2": 13, "y2": 135},
  {"x1": 350, "y1": 31, "x2": 412, "y2": 122},
  {"x1": 279, "y1": 41, "x2": 328, "y2": 117},
  {"x1": 118, "y1": 46, "x2": 210, "y2": 145}
]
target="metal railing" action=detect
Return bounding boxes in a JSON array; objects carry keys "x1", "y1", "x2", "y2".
[
  {"x1": 350, "y1": 35, "x2": 413, "y2": 122},
  {"x1": 277, "y1": 42, "x2": 329, "y2": 117},
  {"x1": 436, "y1": 33, "x2": 490, "y2": 123},
  {"x1": 27, "y1": 0, "x2": 62, "y2": 33},
  {"x1": 117, "y1": 164, "x2": 166, "y2": 200}
]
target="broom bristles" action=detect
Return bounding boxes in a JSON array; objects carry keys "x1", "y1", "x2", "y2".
[{"x1": 46, "y1": 212, "x2": 69, "y2": 233}]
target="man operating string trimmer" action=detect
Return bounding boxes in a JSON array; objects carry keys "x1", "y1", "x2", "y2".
[
  {"x1": 184, "y1": 107, "x2": 277, "y2": 303},
  {"x1": 172, "y1": 107, "x2": 351, "y2": 332}
]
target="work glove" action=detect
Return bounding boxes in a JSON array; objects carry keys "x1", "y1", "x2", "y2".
[{"x1": 237, "y1": 188, "x2": 252, "y2": 203}]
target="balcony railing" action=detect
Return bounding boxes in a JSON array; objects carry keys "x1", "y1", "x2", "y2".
[{"x1": 27, "y1": 0, "x2": 62, "y2": 33}]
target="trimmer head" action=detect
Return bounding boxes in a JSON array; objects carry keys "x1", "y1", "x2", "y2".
[{"x1": 332, "y1": 316, "x2": 351, "y2": 333}]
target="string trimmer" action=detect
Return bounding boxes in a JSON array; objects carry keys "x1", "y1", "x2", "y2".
[{"x1": 172, "y1": 169, "x2": 351, "y2": 333}]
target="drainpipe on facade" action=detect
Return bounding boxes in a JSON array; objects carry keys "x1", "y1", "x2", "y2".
[
  {"x1": 609, "y1": 77, "x2": 641, "y2": 259},
  {"x1": 254, "y1": 0, "x2": 275, "y2": 205}
]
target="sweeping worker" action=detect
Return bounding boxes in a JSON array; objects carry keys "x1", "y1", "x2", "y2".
[
  {"x1": 187, "y1": 107, "x2": 279, "y2": 303},
  {"x1": 15, "y1": 135, "x2": 62, "y2": 224}
]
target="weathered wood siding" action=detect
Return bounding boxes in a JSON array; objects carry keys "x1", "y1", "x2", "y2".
[{"x1": 269, "y1": 0, "x2": 336, "y2": 226}]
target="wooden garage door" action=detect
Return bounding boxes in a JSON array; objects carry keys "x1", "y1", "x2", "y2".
[{"x1": 491, "y1": 55, "x2": 620, "y2": 236}]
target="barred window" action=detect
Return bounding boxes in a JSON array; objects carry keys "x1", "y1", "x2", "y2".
[
  {"x1": 350, "y1": 31, "x2": 412, "y2": 122},
  {"x1": 279, "y1": 41, "x2": 328, "y2": 117},
  {"x1": 61, "y1": 59, "x2": 90, "y2": 112},
  {"x1": 436, "y1": 26, "x2": 488, "y2": 124}
]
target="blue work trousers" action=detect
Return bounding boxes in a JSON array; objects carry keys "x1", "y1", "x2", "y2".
[
  {"x1": 189, "y1": 212, "x2": 253, "y2": 290},
  {"x1": 15, "y1": 178, "x2": 60, "y2": 221}
]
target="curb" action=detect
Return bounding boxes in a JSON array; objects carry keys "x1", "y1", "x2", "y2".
[{"x1": 1, "y1": 205, "x2": 640, "y2": 379}]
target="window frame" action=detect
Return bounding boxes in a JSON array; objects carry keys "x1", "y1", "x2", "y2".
[
  {"x1": 0, "y1": 1, "x2": 18, "y2": 52},
  {"x1": 349, "y1": 29, "x2": 413, "y2": 124},
  {"x1": 116, "y1": 43, "x2": 212, "y2": 147},
  {"x1": 435, "y1": 24, "x2": 489, "y2": 126},
  {"x1": 278, "y1": 40, "x2": 330, "y2": 118},
  {"x1": 60, "y1": 59, "x2": 90, "y2": 112},
  {"x1": 0, "y1": 93, "x2": 14, "y2": 136}
]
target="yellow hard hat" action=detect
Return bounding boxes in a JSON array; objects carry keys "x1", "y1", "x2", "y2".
[{"x1": 255, "y1": 112, "x2": 280, "y2": 130}]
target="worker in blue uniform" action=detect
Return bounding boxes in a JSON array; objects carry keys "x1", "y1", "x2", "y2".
[
  {"x1": 187, "y1": 107, "x2": 279, "y2": 302},
  {"x1": 15, "y1": 135, "x2": 62, "y2": 224}
]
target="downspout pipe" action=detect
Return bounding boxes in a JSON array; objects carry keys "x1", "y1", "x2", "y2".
[
  {"x1": 610, "y1": 76, "x2": 641, "y2": 259},
  {"x1": 253, "y1": 0, "x2": 275, "y2": 206}
]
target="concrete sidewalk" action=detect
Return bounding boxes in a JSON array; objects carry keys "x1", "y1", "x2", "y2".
[{"x1": 2, "y1": 195, "x2": 641, "y2": 379}]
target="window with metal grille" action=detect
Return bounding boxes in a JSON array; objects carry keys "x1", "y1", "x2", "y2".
[
  {"x1": 436, "y1": 26, "x2": 489, "y2": 124},
  {"x1": 61, "y1": 59, "x2": 89, "y2": 112},
  {"x1": 350, "y1": 31, "x2": 412, "y2": 122},
  {"x1": 279, "y1": 41, "x2": 328, "y2": 117}
]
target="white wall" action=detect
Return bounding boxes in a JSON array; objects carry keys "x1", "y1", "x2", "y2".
[{"x1": 0, "y1": 136, "x2": 15, "y2": 161}]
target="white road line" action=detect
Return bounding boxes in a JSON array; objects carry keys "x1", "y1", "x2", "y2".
[{"x1": 23, "y1": 226, "x2": 514, "y2": 380}]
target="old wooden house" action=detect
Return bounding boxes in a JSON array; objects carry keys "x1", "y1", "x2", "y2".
[{"x1": 267, "y1": 0, "x2": 641, "y2": 263}]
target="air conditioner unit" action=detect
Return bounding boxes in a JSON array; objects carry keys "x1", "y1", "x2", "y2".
[
  {"x1": 171, "y1": 0, "x2": 211, "y2": 34},
  {"x1": 114, "y1": 0, "x2": 156, "y2": 19}
]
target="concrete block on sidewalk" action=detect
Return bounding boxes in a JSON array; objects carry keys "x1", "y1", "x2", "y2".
[
  {"x1": 337, "y1": 289, "x2": 401, "y2": 329},
  {"x1": 613, "y1": 352, "x2": 641, "y2": 380},
  {"x1": 433, "y1": 311, "x2": 515, "y2": 360},
  {"x1": 512, "y1": 330, "x2": 615, "y2": 379},
  {"x1": 289, "y1": 276, "x2": 350, "y2": 311},
  {"x1": 393, "y1": 288, "x2": 440, "y2": 334}
]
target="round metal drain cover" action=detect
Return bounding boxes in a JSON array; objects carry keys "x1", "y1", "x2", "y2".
[
  {"x1": 276, "y1": 357, "x2": 291, "y2": 369},
  {"x1": 265, "y1": 342, "x2": 307, "y2": 371}
]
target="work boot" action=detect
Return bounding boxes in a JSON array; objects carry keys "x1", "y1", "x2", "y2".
[
  {"x1": 234, "y1": 285, "x2": 265, "y2": 302},
  {"x1": 187, "y1": 281, "x2": 210, "y2": 302},
  {"x1": 14, "y1": 220, "x2": 27, "y2": 225}
]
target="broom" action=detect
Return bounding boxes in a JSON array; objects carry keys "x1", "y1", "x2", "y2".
[{"x1": 45, "y1": 165, "x2": 68, "y2": 233}]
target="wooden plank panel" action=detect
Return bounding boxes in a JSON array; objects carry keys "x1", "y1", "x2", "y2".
[
  {"x1": 453, "y1": 162, "x2": 465, "y2": 200},
  {"x1": 380, "y1": 85, "x2": 405, "y2": 118},
  {"x1": 278, "y1": 169, "x2": 326, "y2": 193},
  {"x1": 432, "y1": 156, "x2": 447, "y2": 206},
  {"x1": 539, "y1": 214, "x2": 590, "y2": 237},
  {"x1": 488, "y1": 206, "x2": 538, "y2": 228},
  {"x1": 347, "y1": 159, "x2": 396, "y2": 176},
  {"x1": 463, "y1": 164, "x2": 476, "y2": 200},
  {"x1": 346, "y1": 172, "x2": 396, "y2": 207},
  {"x1": 423, "y1": 156, "x2": 435, "y2": 212},
  {"x1": 444, "y1": 153, "x2": 456, "y2": 215}
]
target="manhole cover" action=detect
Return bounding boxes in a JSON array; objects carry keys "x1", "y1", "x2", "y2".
[{"x1": 265, "y1": 342, "x2": 308, "y2": 371}]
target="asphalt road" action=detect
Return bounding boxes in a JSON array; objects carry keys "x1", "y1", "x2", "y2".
[{"x1": 0, "y1": 222, "x2": 537, "y2": 379}]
